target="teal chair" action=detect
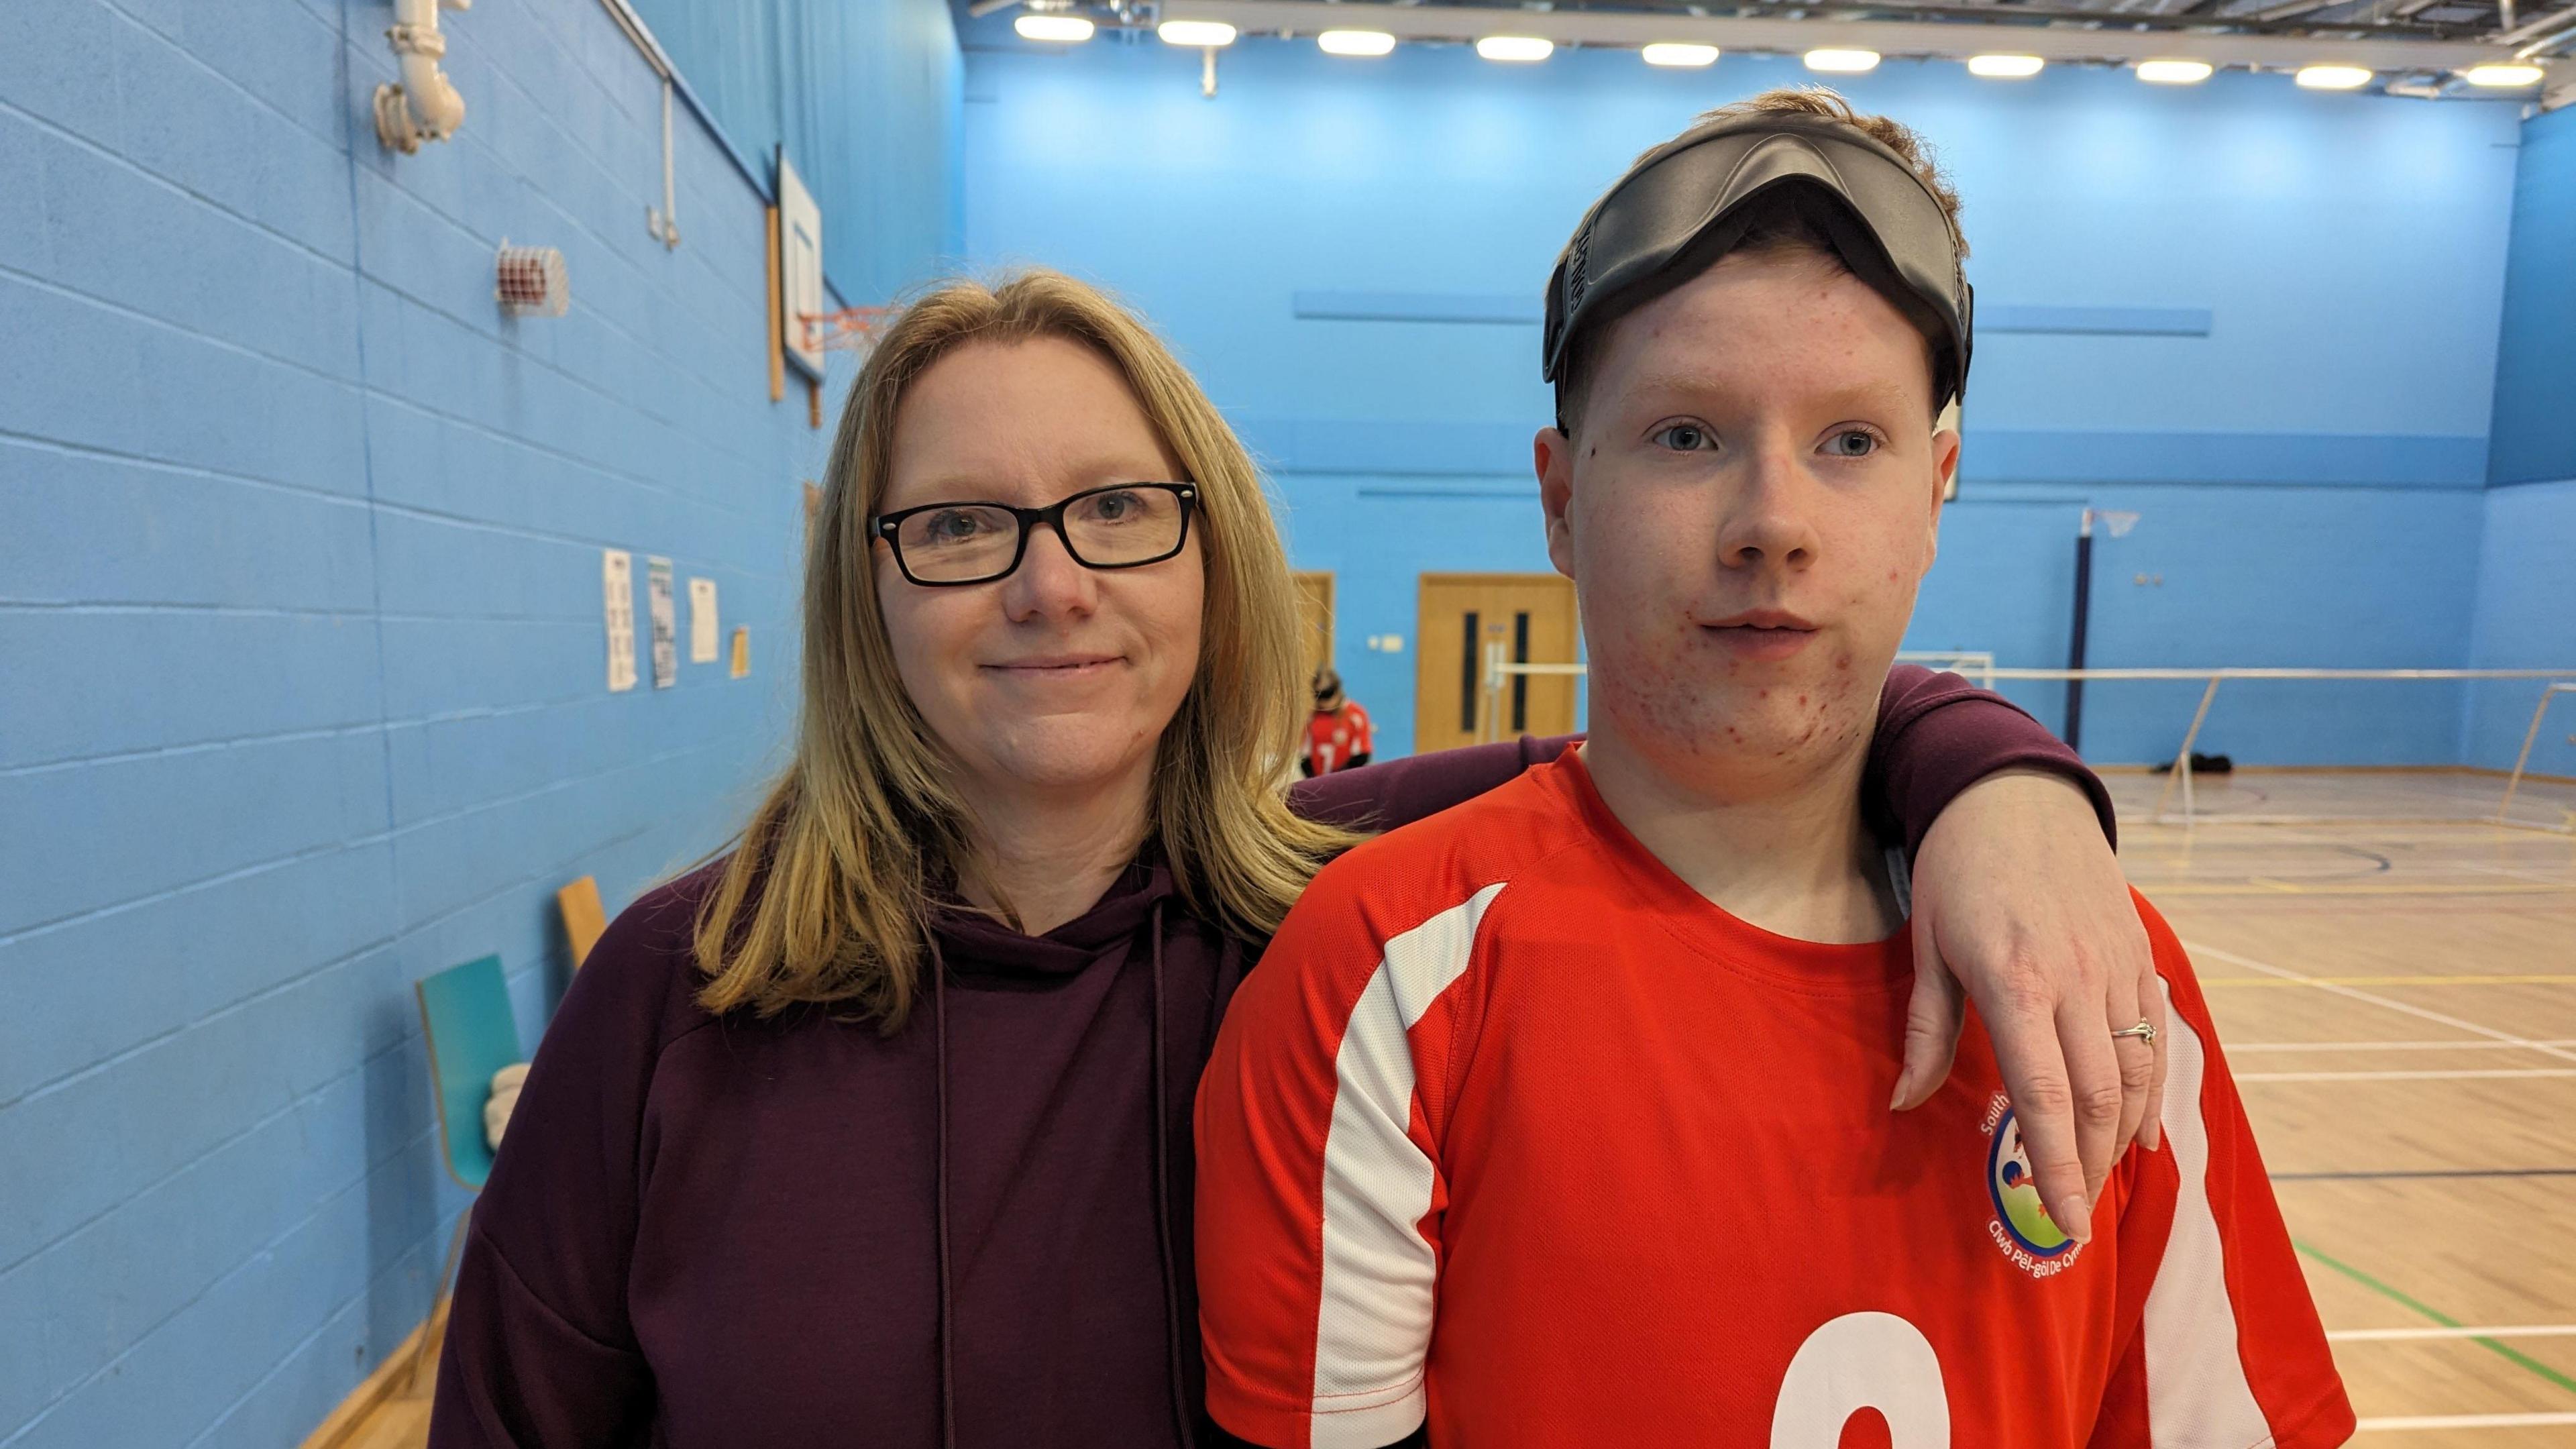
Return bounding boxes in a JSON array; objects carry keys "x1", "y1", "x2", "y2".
[
  {"x1": 411, "y1": 954, "x2": 527, "y2": 1385},
  {"x1": 419, "y1": 954, "x2": 525, "y2": 1191}
]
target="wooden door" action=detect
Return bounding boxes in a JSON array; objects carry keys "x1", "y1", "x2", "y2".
[
  {"x1": 1292, "y1": 572, "x2": 1334, "y2": 688},
  {"x1": 1414, "y1": 573, "x2": 1580, "y2": 754}
]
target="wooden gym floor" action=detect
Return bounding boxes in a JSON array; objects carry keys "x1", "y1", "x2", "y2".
[
  {"x1": 2114, "y1": 768, "x2": 2576, "y2": 1443},
  {"x1": 320, "y1": 769, "x2": 2576, "y2": 1448}
]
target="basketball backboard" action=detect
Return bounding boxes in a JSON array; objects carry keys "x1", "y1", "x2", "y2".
[{"x1": 776, "y1": 147, "x2": 824, "y2": 381}]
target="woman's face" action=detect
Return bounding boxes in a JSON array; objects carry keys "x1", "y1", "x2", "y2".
[{"x1": 873, "y1": 336, "x2": 1206, "y2": 808}]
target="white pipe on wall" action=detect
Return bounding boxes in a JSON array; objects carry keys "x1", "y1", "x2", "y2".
[
  {"x1": 649, "y1": 78, "x2": 681, "y2": 248},
  {"x1": 376, "y1": 0, "x2": 470, "y2": 154}
]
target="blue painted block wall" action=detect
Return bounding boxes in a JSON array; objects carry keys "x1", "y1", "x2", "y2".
[
  {"x1": 960, "y1": 33, "x2": 2524, "y2": 761},
  {"x1": 2466, "y1": 480, "x2": 2576, "y2": 780},
  {"x1": 2487, "y1": 104, "x2": 2576, "y2": 492},
  {"x1": 626, "y1": 0, "x2": 967, "y2": 303},
  {"x1": 2465, "y1": 103, "x2": 2576, "y2": 779},
  {"x1": 0, "y1": 0, "x2": 952, "y2": 1443}
]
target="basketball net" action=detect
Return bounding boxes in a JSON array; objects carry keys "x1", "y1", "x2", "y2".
[{"x1": 801, "y1": 306, "x2": 898, "y2": 359}]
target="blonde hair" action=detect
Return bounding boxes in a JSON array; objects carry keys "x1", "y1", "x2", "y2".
[{"x1": 692, "y1": 270, "x2": 1354, "y2": 1026}]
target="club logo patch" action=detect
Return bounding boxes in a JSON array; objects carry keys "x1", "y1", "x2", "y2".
[{"x1": 1980, "y1": 1092, "x2": 2082, "y2": 1279}]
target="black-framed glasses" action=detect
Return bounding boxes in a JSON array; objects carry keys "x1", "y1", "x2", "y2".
[{"x1": 869, "y1": 482, "x2": 1199, "y2": 587}]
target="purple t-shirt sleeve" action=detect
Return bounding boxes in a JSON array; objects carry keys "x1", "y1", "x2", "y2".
[{"x1": 1289, "y1": 665, "x2": 2112, "y2": 855}]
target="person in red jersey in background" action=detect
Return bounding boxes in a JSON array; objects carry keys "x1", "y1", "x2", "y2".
[
  {"x1": 1303, "y1": 667, "x2": 1375, "y2": 777},
  {"x1": 1195, "y1": 91, "x2": 2352, "y2": 1449}
]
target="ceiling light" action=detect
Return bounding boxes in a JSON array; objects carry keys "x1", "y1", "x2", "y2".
[
  {"x1": 2135, "y1": 58, "x2": 2215, "y2": 85},
  {"x1": 1804, "y1": 48, "x2": 1880, "y2": 74},
  {"x1": 1157, "y1": 19, "x2": 1236, "y2": 46},
  {"x1": 1643, "y1": 42, "x2": 1720, "y2": 68},
  {"x1": 1014, "y1": 12, "x2": 1094, "y2": 42},
  {"x1": 2465, "y1": 62, "x2": 2545, "y2": 87},
  {"x1": 2295, "y1": 63, "x2": 2372, "y2": 89},
  {"x1": 1968, "y1": 54, "x2": 2045, "y2": 78},
  {"x1": 1318, "y1": 28, "x2": 1396, "y2": 56},
  {"x1": 1477, "y1": 35, "x2": 1554, "y2": 62}
]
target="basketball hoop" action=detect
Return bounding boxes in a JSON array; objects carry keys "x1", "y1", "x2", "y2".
[{"x1": 801, "y1": 306, "x2": 898, "y2": 358}]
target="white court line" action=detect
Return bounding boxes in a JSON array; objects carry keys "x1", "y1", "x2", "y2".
[
  {"x1": 2182, "y1": 943, "x2": 2576, "y2": 1068},
  {"x1": 2455, "y1": 861, "x2": 2576, "y2": 888},
  {"x1": 2239, "y1": 1068, "x2": 2576, "y2": 1083},
  {"x1": 2235, "y1": 1038, "x2": 2576, "y2": 1053},
  {"x1": 2331, "y1": 1325, "x2": 2576, "y2": 1342},
  {"x1": 2357, "y1": 1413, "x2": 2576, "y2": 1430}
]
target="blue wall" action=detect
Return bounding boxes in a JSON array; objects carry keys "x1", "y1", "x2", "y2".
[
  {"x1": 0, "y1": 0, "x2": 917, "y2": 1440},
  {"x1": 627, "y1": 0, "x2": 966, "y2": 303},
  {"x1": 2466, "y1": 480, "x2": 2576, "y2": 777},
  {"x1": 2465, "y1": 104, "x2": 2576, "y2": 777},
  {"x1": 961, "y1": 33, "x2": 2524, "y2": 761},
  {"x1": 2487, "y1": 105, "x2": 2576, "y2": 491}
]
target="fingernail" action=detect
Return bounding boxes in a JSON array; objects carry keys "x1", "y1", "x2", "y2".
[{"x1": 2059, "y1": 1197, "x2": 2093, "y2": 1244}]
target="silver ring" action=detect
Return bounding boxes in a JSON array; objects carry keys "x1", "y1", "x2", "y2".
[{"x1": 2110, "y1": 1020, "x2": 2157, "y2": 1046}]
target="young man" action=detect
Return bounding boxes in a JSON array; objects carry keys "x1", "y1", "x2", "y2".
[{"x1": 1195, "y1": 92, "x2": 2352, "y2": 1448}]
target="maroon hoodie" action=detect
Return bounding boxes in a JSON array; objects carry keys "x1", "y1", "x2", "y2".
[{"x1": 429, "y1": 667, "x2": 2106, "y2": 1449}]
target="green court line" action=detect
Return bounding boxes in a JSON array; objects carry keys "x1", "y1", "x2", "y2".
[{"x1": 2296, "y1": 1240, "x2": 2576, "y2": 1397}]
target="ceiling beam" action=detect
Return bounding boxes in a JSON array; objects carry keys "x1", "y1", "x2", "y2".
[
  {"x1": 2251, "y1": 0, "x2": 2350, "y2": 19},
  {"x1": 1179, "y1": 0, "x2": 2560, "y2": 71},
  {"x1": 2497, "y1": 2, "x2": 2576, "y2": 39},
  {"x1": 1682, "y1": 0, "x2": 2476, "y2": 36}
]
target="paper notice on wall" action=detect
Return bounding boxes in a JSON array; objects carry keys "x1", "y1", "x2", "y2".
[
  {"x1": 730, "y1": 625, "x2": 750, "y2": 679},
  {"x1": 602, "y1": 549, "x2": 637, "y2": 692},
  {"x1": 689, "y1": 578, "x2": 718, "y2": 663},
  {"x1": 647, "y1": 556, "x2": 678, "y2": 689}
]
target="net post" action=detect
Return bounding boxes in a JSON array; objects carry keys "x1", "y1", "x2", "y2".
[
  {"x1": 2154, "y1": 675, "x2": 2224, "y2": 825},
  {"x1": 2500, "y1": 682, "x2": 2575, "y2": 824}
]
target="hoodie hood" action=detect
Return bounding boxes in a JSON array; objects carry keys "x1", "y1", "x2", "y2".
[{"x1": 928, "y1": 855, "x2": 1183, "y2": 983}]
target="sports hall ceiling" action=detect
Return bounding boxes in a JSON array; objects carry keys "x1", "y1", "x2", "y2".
[
  {"x1": 1466, "y1": 0, "x2": 2564, "y2": 44},
  {"x1": 985, "y1": 0, "x2": 2575, "y2": 95}
]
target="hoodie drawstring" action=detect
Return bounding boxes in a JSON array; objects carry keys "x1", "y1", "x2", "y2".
[
  {"x1": 930, "y1": 903, "x2": 1201, "y2": 1449},
  {"x1": 931, "y1": 934, "x2": 958, "y2": 1449},
  {"x1": 1146, "y1": 899, "x2": 1201, "y2": 1449}
]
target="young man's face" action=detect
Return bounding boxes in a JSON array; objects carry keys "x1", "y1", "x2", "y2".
[{"x1": 1538, "y1": 248, "x2": 1960, "y2": 797}]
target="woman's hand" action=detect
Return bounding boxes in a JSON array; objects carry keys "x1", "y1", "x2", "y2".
[{"x1": 1898, "y1": 769, "x2": 2163, "y2": 1245}]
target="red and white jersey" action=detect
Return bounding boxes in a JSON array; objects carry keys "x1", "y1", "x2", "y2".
[
  {"x1": 1305, "y1": 702, "x2": 1374, "y2": 777},
  {"x1": 1195, "y1": 751, "x2": 2352, "y2": 1449}
]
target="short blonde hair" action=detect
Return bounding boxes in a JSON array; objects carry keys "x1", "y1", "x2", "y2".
[{"x1": 692, "y1": 270, "x2": 1353, "y2": 1025}]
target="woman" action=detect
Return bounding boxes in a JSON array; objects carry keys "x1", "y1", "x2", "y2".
[{"x1": 430, "y1": 271, "x2": 2153, "y2": 1448}]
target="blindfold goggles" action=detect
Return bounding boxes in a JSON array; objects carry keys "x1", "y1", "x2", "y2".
[{"x1": 1543, "y1": 113, "x2": 1974, "y2": 423}]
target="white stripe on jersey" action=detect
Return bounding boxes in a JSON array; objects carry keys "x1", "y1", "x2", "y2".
[
  {"x1": 1311, "y1": 882, "x2": 1507, "y2": 1448},
  {"x1": 2143, "y1": 977, "x2": 2275, "y2": 1445}
]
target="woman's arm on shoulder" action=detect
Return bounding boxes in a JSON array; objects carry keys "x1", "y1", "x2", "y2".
[
  {"x1": 1287, "y1": 733, "x2": 1574, "y2": 833},
  {"x1": 427, "y1": 871, "x2": 716, "y2": 1446},
  {"x1": 1874, "y1": 669, "x2": 2165, "y2": 1254},
  {"x1": 1285, "y1": 665, "x2": 2116, "y2": 845},
  {"x1": 1866, "y1": 663, "x2": 2114, "y2": 853}
]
